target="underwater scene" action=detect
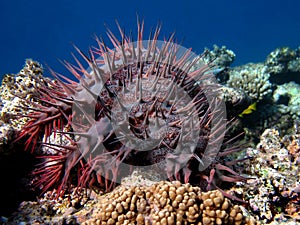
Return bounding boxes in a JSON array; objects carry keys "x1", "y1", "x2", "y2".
[{"x1": 0, "y1": 1, "x2": 299, "y2": 224}]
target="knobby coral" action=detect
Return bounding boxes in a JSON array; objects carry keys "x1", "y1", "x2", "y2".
[{"x1": 79, "y1": 180, "x2": 257, "y2": 225}]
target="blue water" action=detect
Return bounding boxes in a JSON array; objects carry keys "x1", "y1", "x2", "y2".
[{"x1": 0, "y1": 0, "x2": 299, "y2": 80}]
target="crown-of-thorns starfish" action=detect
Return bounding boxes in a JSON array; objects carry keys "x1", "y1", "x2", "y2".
[{"x1": 16, "y1": 19, "x2": 247, "y2": 201}]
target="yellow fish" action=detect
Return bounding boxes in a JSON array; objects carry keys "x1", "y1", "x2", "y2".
[{"x1": 238, "y1": 102, "x2": 257, "y2": 118}]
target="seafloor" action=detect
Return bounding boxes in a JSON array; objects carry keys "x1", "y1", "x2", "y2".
[{"x1": 0, "y1": 45, "x2": 299, "y2": 224}]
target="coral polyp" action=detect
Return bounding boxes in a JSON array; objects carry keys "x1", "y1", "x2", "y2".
[{"x1": 16, "y1": 21, "x2": 246, "y2": 196}]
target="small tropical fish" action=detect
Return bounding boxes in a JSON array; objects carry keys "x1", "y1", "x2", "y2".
[{"x1": 238, "y1": 102, "x2": 257, "y2": 118}]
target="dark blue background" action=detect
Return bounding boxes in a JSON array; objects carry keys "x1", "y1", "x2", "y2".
[{"x1": 1, "y1": 0, "x2": 299, "y2": 79}]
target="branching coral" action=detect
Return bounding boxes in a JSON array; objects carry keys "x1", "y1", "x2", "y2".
[{"x1": 227, "y1": 63, "x2": 272, "y2": 102}]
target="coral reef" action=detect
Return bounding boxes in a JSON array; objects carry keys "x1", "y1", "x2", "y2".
[
  {"x1": 218, "y1": 86, "x2": 251, "y2": 118},
  {"x1": 226, "y1": 46, "x2": 300, "y2": 142},
  {"x1": 0, "y1": 59, "x2": 49, "y2": 130},
  {"x1": 239, "y1": 81, "x2": 300, "y2": 143},
  {"x1": 0, "y1": 59, "x2": 49, "y2": 216},
  {"x1": 0, "y1": 59, "x2": 44, "y2": 100},
  {"x1": 6, "y1": 175, "x2": 258, "y2": 225},
  {"x1": 272, "y1": 81, "x2": 300, "y2": 118},
  {"x1": 266, "y1": 47, "x2": 300, "y2": 84},
  {"x1": 202, "y1": 45, "x2": 300, "y2": 224},
  {"x1": 263, "y1": 46, "x2": 300, "y2": 85},
  {"x1": 240, "y1": 129, "x2": 300, "y2": 224},
  {"x1": 266, "y1": 47, "x2": 297, "y2": 74},
  {"x1": 240, "y1": 103, "x2": 295, "y2": 144},
  {"x1": 1, "y1": 21, "x2": 300, "y2": 225},
  {"x1": 4, "y1": 186, "x2": 95, "y2": 225},
  {"x1": 0, "y1": 121, "x2": 15, "y2": 154}
]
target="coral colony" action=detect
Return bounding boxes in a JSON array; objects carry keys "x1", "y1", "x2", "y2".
[{"x1": 16, "y1": 20, "x2": 246, "y2": 198}]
